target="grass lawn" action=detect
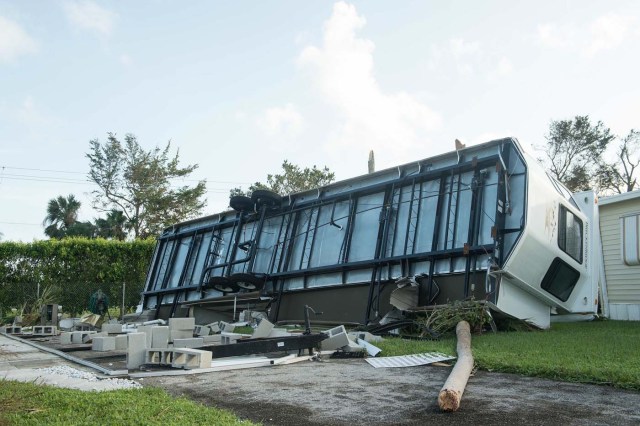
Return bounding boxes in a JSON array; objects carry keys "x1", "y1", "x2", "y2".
[
  {"x1": 376, "y1": 320, "x2": 640, "y2": 390},
  {"x1": 0, "y1": 381, "x2": 256, "y2": 426}
]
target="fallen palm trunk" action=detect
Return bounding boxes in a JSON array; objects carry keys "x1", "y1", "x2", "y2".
[{"x1": 438, "y1": 320, "x2": 473, "y2": 412}]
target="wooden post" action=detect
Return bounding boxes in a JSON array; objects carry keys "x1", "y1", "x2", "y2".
[{"x1": 438, "y1": 320, "x2": 473, "y2": 412}]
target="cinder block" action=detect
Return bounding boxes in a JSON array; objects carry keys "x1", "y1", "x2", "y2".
[
  {"x1": 145, "y1": 349, "x2": 174, "y2": 365},
  {"x1": 35, "y1": 325, "x2": 58, "y2": 336},
  {"x1": 348, "y1": 331, "x2": 384, "y2": 343},
  {"x1": 102, "y1": 323, "x2": 123, "y2": 334},
  {"x1": 221, "y1": 335, "x2": 238, "y2": 345},
  {"x1": 92, "y1": 336, "x2": 116, "y2": 351},
  {"x1": 83, "y1": 332, "x2": 104, "y2": 343},
  {"x1": 115, "y1": 334, "x2": 128, "y2": 350},
  {"x1": 136, "y1": 325, "x2": 154, "y2": 348},
  {"x1": 194, "y1": 325, "x2": 211, "y2": 336},
  {"x1": 202, "y1": 334, "x2": 222, "y2": 344},
  {"x1": 168, "y1": 317, "x2": 195, "y2": 331},
  {"x1": 321, "y1": 325, "x2": 350, "y2": 351},
  {"x1": 6, "y1": 326, "x2": 22, "y2": 335},
  {"x1": 0, "y1": 326, "x2": 5, "y2": 333},
  {"x1": 71, "y1": 331, "x2": 96, "y2": 344},
  {"x1": 219, "y1": 321, "x2": 235, "y2": 333},
  {"x1": 172, "y1": 348, "x2": 212, "y2": 369},
  {"x1": 60, "y1": 332, "x2": 72, "y2": 344},
  {"x1": 206, "y1": 322, "x2": 221, "y2": 333},
  {"x1": 151, "y1": 326, "x2": 170, "y2": 348},
  {"x1": 127, "y1": 332, "x2": 147, "y2": 369},
  {"x1": 172, "y1": 337, "x2": 204, "y2": 348},
  {"x1": 252, "y1": 319, "x2": 274, "y2": 338},
  {"x1": 170, "y1": 329, "x2": 193, "y2": 341}
]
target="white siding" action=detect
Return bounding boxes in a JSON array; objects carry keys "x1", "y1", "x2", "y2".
[{"x1": 599, "y1": 198, "x2": 640, "y2": 306}]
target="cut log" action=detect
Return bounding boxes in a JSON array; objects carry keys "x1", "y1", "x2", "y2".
[{"x1": 438, "y1": 320, "x2": 473, "y2": 412}]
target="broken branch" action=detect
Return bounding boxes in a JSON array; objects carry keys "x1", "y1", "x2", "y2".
[{"x1": 438, "y1": 320, "x2": 473, "y2": 412}]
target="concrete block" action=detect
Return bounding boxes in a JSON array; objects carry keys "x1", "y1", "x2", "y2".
[
  {"x1": 252, "y1": 319, "x2": 274, "y2": 338},
  {"x1": 71, "y1": 331, "x2": 96, "y2": 344},
  {"x1": 173, "y1": 337, "x2": 204, "y2": 348},
  {"x1": 194, "y1": 325, "x2": 211, "y2": 336},
  {"x1": 102, "y1": 323, "x2": 123, "y2": 334},
  {"x1": 5, "y1": 326, "x2": 22, "y2": 335},
  {"x1": 348, "y1": 331, "x2": 384, "y2": 343},
  {"x1": 219, "y1": 321, "x2": 235, "y2": 333},
  {"x1": 202, "y1": 334, "x2": 222, "y2": 344},
  {"x1": 115, "y1": 334, "x2": 128, "y2": 350},
  {"x1": 83, "y1": 332, "x2": 104, "y2": 343},
  {"x1": 92, "y1": 336, "x2": 116, "y2": 351},
  {"x1": 60, "y1": 332, "x2": 72, "y2": 344},
  {"x1": 321, "y1": 325, "x2": 350, "y2": 351},
  {"x1": 136, "y1": 325, "x2": 154, "y2": 348},
  {"x1": 127, "y1": 332, "x2": 147, "y2": 369},
  {"x1": 170, "y1": 329, "x2": 193, "y2": 341},
  {"x1": 206, "y1": 322, "x2": 221, "y2": 333},
  {"x1": 151, "y1": 326, "x2": 170, "y2": 348},
  {"x1": 0, "y1": 326, "x2": 5, "y2": 333},
  {"x1": 33, "y1": 325, "x2": 58, "y2": 336},
  {"x1": 168, "y1": 317, "x2": 195, "y2": 331},
  {"x1": 221, "y1": 335, "x2": 238, "y2": 345},
  {"x1": 74, "y1": 323, "x2": 94, "y2": 331},
  {"x1": 146, "y1": 349, "x2": 174, "y2": 365},
  {"x1": 172, "y1": 348, "x2": 212, "y2": 369}
]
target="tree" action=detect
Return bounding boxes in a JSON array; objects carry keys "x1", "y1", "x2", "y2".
[
  {"x1": 231, "y1": 160, "x2": 335, "y2": 197},
  {"x1": 597, "y1": 130, "x2": 640, "y2": 194},
  {"x1": 87, "y1": 133, "x2": 207, "y2": 239},
  {"x1": 43, "y1": 194, "x2": 83, "y2": 239},
  {"x1": 541, "y1": 115, "x2": 615, "y2": 192},
  {"x1": 94, "y1": 210, "x2": 127, "y2": 240}
]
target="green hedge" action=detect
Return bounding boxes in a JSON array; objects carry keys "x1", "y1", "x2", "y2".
[{"x1": 0, "y1": 238, "x2": 155, "y2": 317}]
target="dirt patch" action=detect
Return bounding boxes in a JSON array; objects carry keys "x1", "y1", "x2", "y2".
[{"x1": 142, "y1": 357, "x2": 640, "y2": 425}]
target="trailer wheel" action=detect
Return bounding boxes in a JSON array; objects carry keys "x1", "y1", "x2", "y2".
[
  {"x1": 207, "y1": 276, "x2": 240, "y2": 293},
  {"x1": 229, "y1": 195, "x2": 254, "y2": 212},
  {"x1": 230, "y1": 273, "x2": 265, "y2": 291},
  {"x1": 251, "y1": 189, "x2": 280, "y2": 208}
]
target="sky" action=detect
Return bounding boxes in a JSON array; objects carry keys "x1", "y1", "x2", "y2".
[{"x1": 1, "y1": 0, "x2": 639, "y2": 242}]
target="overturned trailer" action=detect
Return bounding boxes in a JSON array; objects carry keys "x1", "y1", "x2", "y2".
[{"x1": 140, "y1": 138, "x2": 599, "y2": 329}]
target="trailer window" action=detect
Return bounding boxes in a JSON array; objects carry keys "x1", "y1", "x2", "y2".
[
  {"x1": 558, "y1": 205, "x2": 583, "y2": 264},
  {"x1": 621, "y1": 213, "x2": 640, "y2": 266},
  {"x1": 541, "y1": 257, "x2": 580, "y2": 302}
]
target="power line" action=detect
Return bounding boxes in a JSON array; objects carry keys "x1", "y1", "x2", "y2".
[{"x1": 0, "y1": 165, "x2": 253, "y2": 185}]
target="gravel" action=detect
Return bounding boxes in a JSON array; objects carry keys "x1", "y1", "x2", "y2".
[{"x1": 35, "y1": 365, "x2": 143, "y2": 391}]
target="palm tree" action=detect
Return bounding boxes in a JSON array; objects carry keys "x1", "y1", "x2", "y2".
[
  {"x1": 43, "y1": 194, "x2": 82, "y2": 238},
  {"x1": 94, "y1": 209, "x2": 128, "y2": 240}
]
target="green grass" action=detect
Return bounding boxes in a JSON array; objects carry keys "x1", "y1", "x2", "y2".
[
  {"x1": 0, "y1": 381, "x2": 256, "y2": 426},
  {"x1": 376, "y1": 320, "x2": 640, "y2": 390}
]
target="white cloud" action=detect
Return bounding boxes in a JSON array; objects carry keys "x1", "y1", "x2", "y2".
[
  {"x1": 430, "y1": 37, "x2": 513, "y2": 80},
  {"x1": 496, "y1": 57, "x2": 513, "y2": 76},
  {"x1": 536, "y1": 13, "x2": 637, "y2": 57},
  {"x1": 63, "y1": 0, "x2": 115, "y2": 36},
  {"x1": 17, "y1": 96, "x2": 54, "y2": 126},
  {"x1": 536, "y1": 23, "x2": 577, "y2": 49},
  {"x1": 0, "y1": 16, "x2": 37, "y2": 63},
  {"x1": 119, "y1": 54, "x2": 132, "y2": 66},
  {"x1": 586, "y1": 13, "x2": 635, "y2": 56},
  {"x1": 297, "y1": 2, "x2": 441, "y2": 163},
  {"x1": 257, "y1": 103, "x2": 304, "y2": 138}
]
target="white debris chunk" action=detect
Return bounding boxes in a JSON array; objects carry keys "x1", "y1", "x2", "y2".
[{"x1": 36, "y1": 365, "x2": 142, "y2": 390}]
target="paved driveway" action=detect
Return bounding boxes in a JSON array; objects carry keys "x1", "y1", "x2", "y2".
[{"x1": 142, "y1": 357, "x2": 640, "y2": 425}]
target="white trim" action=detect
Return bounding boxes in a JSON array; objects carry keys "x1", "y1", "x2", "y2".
[{"x1": 599, "y1": 190, "x2": 640, "y2": 206}]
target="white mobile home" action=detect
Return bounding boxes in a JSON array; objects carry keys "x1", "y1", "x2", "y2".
[
  {"x1": 139, "y1": 138, "x2": 600, "y2": 329},
  {"x1": 599, "y1": 191, "x2": 640, "y2": 320}
]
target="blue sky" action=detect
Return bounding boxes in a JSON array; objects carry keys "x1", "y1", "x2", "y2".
[{"x1": 1, "y1": 0, "x2": 639, "y2": 241}]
